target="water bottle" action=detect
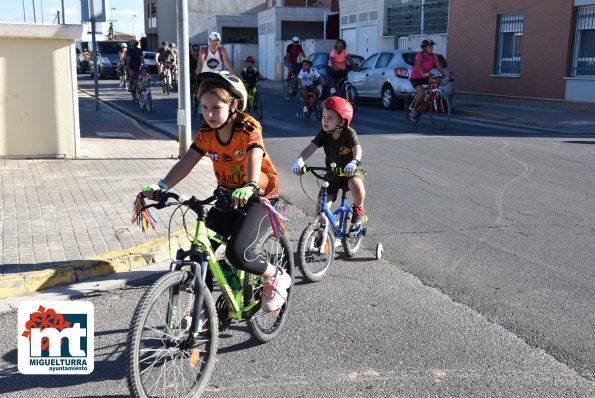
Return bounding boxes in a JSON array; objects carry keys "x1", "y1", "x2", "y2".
[{"x1": 220, "y1": 260, "x2": 241, "y2": 291}]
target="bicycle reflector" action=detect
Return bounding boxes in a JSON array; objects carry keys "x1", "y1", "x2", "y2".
[{"x1": 394, "y1": 68, "x2": 409, "y2": 79}]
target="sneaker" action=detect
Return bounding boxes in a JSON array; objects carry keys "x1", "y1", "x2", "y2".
[
  {"x1": 409, "y1": 110, "x2": 418, "y2": 119},
  {"x1": 351, "y1": 205, "x2": 366, "y2": 225},
  {"x1": 330, "y1": 87, "x2": 337, "y2": 95},
  {"x1": 261, "y1": 268, "x2": 291, "y2": 312}
]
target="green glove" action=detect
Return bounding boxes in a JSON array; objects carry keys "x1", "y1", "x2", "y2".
[
  {"x1": 232, "y1": 185, "x2": 257, "y2": 201},
  {"x1": 141, "y1": 184, "x2": 159, "y2": 193}
]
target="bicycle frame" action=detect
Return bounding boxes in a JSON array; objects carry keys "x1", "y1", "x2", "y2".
[
  {"x1": 167, "y1": 206, "x2": 260, "y2": 337},
  {"x1": 318, "y1": 185, "x2": 363, "y2": 239}
]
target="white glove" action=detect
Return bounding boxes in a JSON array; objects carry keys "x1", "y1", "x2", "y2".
[
  {"x1": 344, "y1": 160, "x2": 358, "y2": 175},
  {"x1": 292, "y1": 157, "x2": 305, "y2": 174}
]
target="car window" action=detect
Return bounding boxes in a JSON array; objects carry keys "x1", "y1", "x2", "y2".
[
  {"x1": 98, "y1": 42, "x2": 126, "y2": 54},
  {"x1": 375, "y1": 52, "x2": 394, "y2": 69},
  {"x1": 143, "y1": 52, "x2": 155, "y2": 60},
  {"x1": 347, "y1": 55, "x2": 364, "y2": 67},
  {"x1": 402, "y1": 52, "x2": 417, "y2": 66},
  {"x1": 402, "y1": 51, "x2": 448, "y2": 68},
  {"x1": 361, "y1": 53, "x2": 379, "y2": 70},
  {"x1": 436, "y1": 54, "x2": 448, "y2": 68}
]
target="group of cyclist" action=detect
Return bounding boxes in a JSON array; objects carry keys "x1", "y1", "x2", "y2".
[
  {"x1": 137, "y1": 36, "x2": 450, "y2": 317},
  {"x1": 285, "y1": 37, "x2": 362, "y2": 115}
]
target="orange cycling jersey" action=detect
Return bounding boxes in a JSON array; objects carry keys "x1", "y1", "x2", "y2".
[{"x1": 191, "y1": 114, "x2": 280, "y2": 199}]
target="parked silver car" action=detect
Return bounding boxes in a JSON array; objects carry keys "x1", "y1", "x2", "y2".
[{"x1": 348, "y1": 50, "x2": 454, "y2": 110}]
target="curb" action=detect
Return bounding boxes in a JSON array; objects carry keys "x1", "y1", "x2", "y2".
[{"x1": 0, "y1": 227, "x2": 195, "y2": 300}]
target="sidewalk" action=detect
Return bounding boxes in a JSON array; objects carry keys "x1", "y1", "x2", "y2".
[
  {"x1": 0, "y1": 92, "x2": 217, "y2": 300},
  {"x1": 1, "y1": 83, "x2": 594, "y2": 301}
]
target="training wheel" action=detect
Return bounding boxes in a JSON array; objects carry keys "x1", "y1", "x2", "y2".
[{"x1": 375, "y1": 243, "x2": 383, "y2": 260}]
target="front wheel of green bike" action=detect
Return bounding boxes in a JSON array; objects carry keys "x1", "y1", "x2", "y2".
[
  {"x1": 126, "y1": 270, "x2": 218, "y2": 398},
  {"x1": 243, "y1": 229, "x2": 294, "y2": 343},
  {"x1": 297, "y1": 221, "x2": 335, "y2": 282},
  {"x1": 341, "y1": 211, "x2": 364, "y2": 257},
  {"x1": 429, "y1": 93, "x2": 451, "y2": 130}
]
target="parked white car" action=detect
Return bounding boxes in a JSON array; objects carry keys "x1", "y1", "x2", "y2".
[{"x1": 348, "y1": 50, "x2": 455, "y2": 110}]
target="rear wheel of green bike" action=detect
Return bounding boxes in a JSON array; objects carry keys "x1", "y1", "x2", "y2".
[
  {"x1": 297, "y1": 221, "x2": 335, "y2": 282},
  {"x1": 243, "y1": 229, "x2": 294, "y2": 343},
  {"x1": 429, "y1": 93, "x2": 451, "y2": 130},
  {"x1": 341, "y1": 211, "x2": 364, "y2": 257},
  {"x1": 126, "y1": 270, "x2": 218, "y2": 398}
]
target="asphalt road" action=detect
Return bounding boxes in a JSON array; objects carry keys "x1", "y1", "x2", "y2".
[{"x1": 0, "y1": 75, "x2": 593, "y2": 397}]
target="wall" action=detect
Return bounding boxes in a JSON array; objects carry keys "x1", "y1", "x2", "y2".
[
  {"x1": 0, "y1": 23, "x2": 83, "y2": 159},
  {"x1": 448, "y1": 0, "x2": 574, "y2": 100}
]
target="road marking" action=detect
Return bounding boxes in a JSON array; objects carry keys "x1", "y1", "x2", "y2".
[
  {"x1": 559, "y1": 120, "x2": 595, "y2": 126},
  {"x1": 95, "y1": 132, "x2": 134, "y2": 138}
]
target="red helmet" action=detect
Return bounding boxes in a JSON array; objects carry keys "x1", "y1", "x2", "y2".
[
  {"x1": 322, "y1": 96, "x2": 353, "y2": 126},
  {"x1": 245, "y1": 55, "x2": 255, "y2": 62}
]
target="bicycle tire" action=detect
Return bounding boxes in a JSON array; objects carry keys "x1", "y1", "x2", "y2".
[
  {"x1": 404, "y1": 92, "x2": 421, "y2": 125},
  {"x1": 254, "y1": 91, "x2": 264, "y2": 120},
  {"x1": 341, "y1": 211, "x2": 364, "y2": 257},
  {"x1": 315, "y1": 101, "x2": 323, "y2": 121},
  {"x1": 429, "y1": 92, "x2": 451, "y2": 130},
  {"x1": 297, "y1": 221, "x2": 335, "y2": 282},
  {"x1": 126, "y1": 271, "x2": 218, "y2": 398},
  {"x1": 343, "y1": 83, "x2": 358, "y2": 114},
  {"x1": 165, "y1": 72, "x2": 170, "y2": 95},
  {"x1": 146, "y1": 91, "x2": 152, "y2": 112},
  {"x1": 243, "y1": 229, "x2": 294, "y2": 343},
  {"x1": 283, "y1": 80, "x2": 294, "y2": 101}
]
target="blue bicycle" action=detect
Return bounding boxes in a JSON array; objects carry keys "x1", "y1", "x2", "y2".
[{"x1": 296, "y1": 164, "x2": 383, "y2": 282}]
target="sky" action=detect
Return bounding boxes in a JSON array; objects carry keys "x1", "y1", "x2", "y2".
[{"x1": 0, "y1": 0, "x2": 145, "y2": 36}]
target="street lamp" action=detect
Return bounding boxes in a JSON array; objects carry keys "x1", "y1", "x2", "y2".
[
  {"x1": 132, "y1": 14, "x2": 137, "y2": 38},
  {"x1": 109, "y1": 7, "x2": 116, "y2": 39}
]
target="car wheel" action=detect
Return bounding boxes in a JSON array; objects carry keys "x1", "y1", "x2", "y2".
[{"x1": 382, "y1": 85, "x2": 398, "y2": 110}]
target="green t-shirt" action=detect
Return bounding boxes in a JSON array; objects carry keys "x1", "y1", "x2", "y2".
[{"x1": 311, "y1": 126, "x2": 360, "y2": 169}]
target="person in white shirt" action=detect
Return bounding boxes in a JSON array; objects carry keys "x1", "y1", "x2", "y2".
[
  {"x1": 297, "y1": 57, "x2": 324, "y2": 115},
  {"x1": 197, "y1": 32, "x2": 235, "y2": 75}
]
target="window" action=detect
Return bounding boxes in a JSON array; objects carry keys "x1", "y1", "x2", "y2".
[
  {"x1": 572, "y1": 6, "x2": 595, "y2": 77},
  {"x1": 496, "y1": 13, "x2": 524, "y2": 75},
  {"x1": 148, "y1": 3, "x2": 156, "y2": 29},
  {"x1": 375, "y1": 52, "x2": 394, "y2": 68},
  {"x1": 361, "y1": 53, "x2": 379, "y2": 70}
]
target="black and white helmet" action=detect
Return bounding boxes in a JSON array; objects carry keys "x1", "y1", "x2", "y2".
[{"x1": 197, "y1": 71, "x2": 248, "y2": 112}]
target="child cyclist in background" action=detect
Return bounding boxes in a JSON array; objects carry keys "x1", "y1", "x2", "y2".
[
  {"x1": 141, "y1": 71, "x2": 290, "y2": 312},
  {"x1": 292, "y1": 96, "x2": 366, "y2": 224},
  {"x1": 137, "y1": 65, "x2": 153, "y2": 93},
  {"x1": 241, "y1": 56, "x2": 266, "y2": 91}
]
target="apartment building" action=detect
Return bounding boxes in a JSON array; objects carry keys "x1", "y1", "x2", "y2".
[{"x1": 448, "y1": 0, "x2": 595, "y2": 104}]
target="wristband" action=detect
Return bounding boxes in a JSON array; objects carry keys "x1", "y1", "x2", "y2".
[
  {"x1": 157, "y1": 179, "x2": 169, "y2": 191},
  {"x1": 354, "y1": 159, "x2": 362, "y2": 166}
]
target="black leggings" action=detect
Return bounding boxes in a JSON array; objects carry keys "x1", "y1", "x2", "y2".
[{"x1": 206, "y1": 201, "x2": 271, "y2": 275}]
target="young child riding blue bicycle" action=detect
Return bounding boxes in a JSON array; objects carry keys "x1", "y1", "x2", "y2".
[{"x1": 292, "y1": 96, "x2": 366, "y2": 224}]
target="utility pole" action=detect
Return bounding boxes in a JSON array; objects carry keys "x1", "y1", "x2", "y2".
[
  {"x1": 176, "y1": 0, "x2": 191, "y2": 157},
  {"x1": 32, "y1": 0, "x2": 37, "y2": 23},
  {"x1": 61, "y1": 0, "x2": 65, "y2": 23}
]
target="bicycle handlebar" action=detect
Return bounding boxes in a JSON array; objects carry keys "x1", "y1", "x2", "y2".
[
  {"x1": 142, "y1": 189, "x2": 247, "y2": 215},
  {"x1": 300, "y1": 163, "x2": 349, "y2": 180}
]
